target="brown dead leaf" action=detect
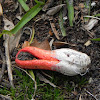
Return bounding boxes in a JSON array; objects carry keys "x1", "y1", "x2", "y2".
[
  {"x1": 22, "y1": 41, "x2": 30, "y2": 48},
  {"x1": 72, "y1": 91, "x2": 78, "y2": 96},
  {"x1": 53, "y1": 41, "x2": 76, "y2": 47},
  {"x1": 49, "y1": 30, "x2": 53, "y2": 36},
  {"x1": 80, "y1": 16, "x2": 84, "y2": 21},
  {"x1": 42, "y1": 0, "x2": 54, "y2": 11},
  {"x1": 50, "y1": 21, "x2": 60, "y2": 40},
  {"x1": 46, "y1": 4, "x2": 65, "y2": 16},
  {"x1": 30, "y1": 39, "x2": 51, "y2": 50}
]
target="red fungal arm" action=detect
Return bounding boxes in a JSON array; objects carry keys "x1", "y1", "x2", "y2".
[
  {"x1": 15, "y1": 59, "x2": 59, "y2": 70},
  {"x1": 16, "y1": 46, "x2": 57, "y2": 61},
  {"x1": 15, "y1": 46, "x2": 59, "y2": 70}
]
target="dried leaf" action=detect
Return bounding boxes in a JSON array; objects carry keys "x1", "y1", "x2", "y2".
[
  {"x1": 37, "y1": 72, "x2": 57, "y2": 87},
  {"x1": 50, "y1": 21, "x2": 60, "y2": 40},
  {"x1": 3, "y1": 17, "x2": 14, "y2": 31},
  {"x1": 30, "y1": 39, "x2": 51, "y2": 50},
  {"x1": 22, "y1": 41, "x2": 30, "y2": 48},
  {"x1": 42, "y1": 0, "x2": 54, "y2": 11},
  {"x1": 84, "y1": 19, "x2": 98, "y2": 31},
  {"x1": 3, "y1": 30, "x2": 22, "y2": 53},
  {"x1": 53, "y1": 41, "x2": 76, "y2": 47},
  {"x1": 72, "y1": 91, "x2": 78, "y2": 96},
  {"x1": 49, "y1": 30, "x2": 53, "y2": 36},
  {"x1": 16, "y1": 15, "x2": 22, "y2": 20},
  {"x1": 46, "y1": 4, "x2": 65, "y2": 15},
  {"x1": 84, "y1": 40, "x2": 91, "y2": 46},
  {"x1": 0, "y1": 3, "x2": 3, "y2": 16}
]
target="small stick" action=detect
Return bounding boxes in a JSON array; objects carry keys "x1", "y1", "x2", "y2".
[
  {"x1": 0, "y1": 49, "x2": 5, "y2": 82},
  {"x1": 4, "y1": 35, "x2": 14, "y2": 88},
  {"x1": 0, "y1": 3, "x2": 3, "y2": 16},
  {"x1": 84, "y1": 16, "x2": 100, "y2": 20},
  {"x1": 50, "y1": 20, "x2": 60, "y2": 40},
  {"x1": 85, "y1": 89, "x2": 98, "y2": 100},
  {"x1": 0, "y1": 94, "x2": 12, "y2": 100}
]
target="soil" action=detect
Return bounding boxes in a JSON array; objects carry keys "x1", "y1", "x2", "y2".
[{"x1": 0, "y1": 0, "x2": 100, "y2": 100}]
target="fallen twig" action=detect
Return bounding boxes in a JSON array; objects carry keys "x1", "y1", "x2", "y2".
[
  {"x1": 0, "y1": 3, "x2": 3, "y2": 16},
  {"x1": 50, "y1": 20, "x2": 60, "y2": 40},
  {"x1": 84, "y1": 16, "x2": 100, "y2": 20},
  {"x1": 85, "y1": 89, "x2": 98, "y2": 100},
  {"x1": 4, "y1": 35, "x2": 14, "y2": 88},
  {"x1": 0, "y1": 94, "x2": 12, "y2": 100}
]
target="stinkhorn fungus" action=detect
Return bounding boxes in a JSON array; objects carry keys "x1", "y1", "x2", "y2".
[{"x1": 15, "y1": 46, "x2": 91, "y2": 76}]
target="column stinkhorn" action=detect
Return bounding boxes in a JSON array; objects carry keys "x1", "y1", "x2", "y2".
[{"x1": 15, "y1": 46, "x2": 91, "y2": 76}]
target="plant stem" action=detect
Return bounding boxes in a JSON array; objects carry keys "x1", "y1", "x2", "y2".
[{"x1": 66, "y1": 0, "x2": 74, "y2": 26}]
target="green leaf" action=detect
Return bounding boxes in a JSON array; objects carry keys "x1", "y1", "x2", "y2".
[
  {"x1": 94, "y1": 13, "x2": 100, "y2": 17},
  {"x1": 18, "y1": 0, "x2": 30, "y2": 12},
  {"x1": 91, "y1": 38, "x2": 100, "y2": 41},
  {"x1": 11, "y1": 4, "x2": 42, "y2": 34},
  {"x1": 34, "y1": 0, "x2": 45, "y2": 5},
  {"x1": 28, "y1": 70, "x2": 35, "y2": 80},
  {"x1": 29, "y1": 26, "x2": 35, "y2": 44},
  {"x1": 0, "y1": 3, "x2": 44, "y2": 37}
]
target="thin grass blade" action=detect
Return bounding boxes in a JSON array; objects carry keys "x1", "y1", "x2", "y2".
[
  {"x1": 91, "y1": 38, "x2": 100, "y2": 41},
  {"x1": 18, "y1": 0, "x2": 30, "y2": 12},
  {"x1": 59, "y1": 10, "x2": 66, "y2": 36}
]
